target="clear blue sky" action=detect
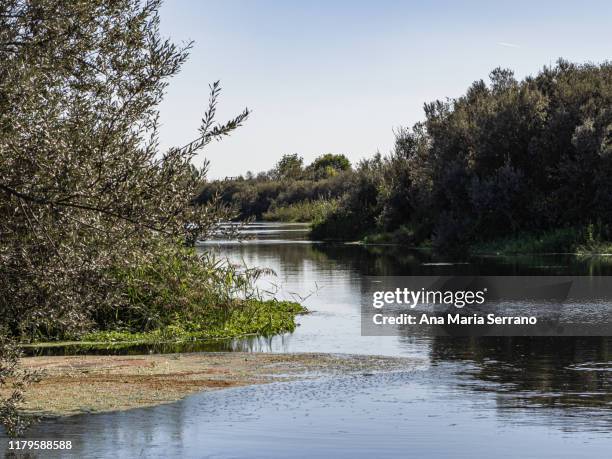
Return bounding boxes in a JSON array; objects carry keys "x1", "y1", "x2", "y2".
[{"x1": 158, "y1": 0, "x2": 612, "y2": 178}]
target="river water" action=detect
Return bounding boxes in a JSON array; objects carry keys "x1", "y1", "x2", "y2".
[{"x1": 5, "y1": 223, "x2": 612, "y2": 458}]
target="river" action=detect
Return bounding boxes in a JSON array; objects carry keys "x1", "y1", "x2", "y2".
[{"x1": 8, "y1": 222, "x2": 612, "y2": 458}]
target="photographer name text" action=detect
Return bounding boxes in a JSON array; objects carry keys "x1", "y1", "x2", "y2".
[{"x1": 372, "y1": 312, "x2": 538, "y2": 326}]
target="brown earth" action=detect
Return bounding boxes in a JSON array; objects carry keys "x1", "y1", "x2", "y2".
[{"x1": 10, "y1": 352, "x2": 416, "y2": 417}]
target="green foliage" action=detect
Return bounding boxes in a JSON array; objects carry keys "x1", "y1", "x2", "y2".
[
  {"x1": 471, "y1": 225, "x2": 612, "y2": 255},
  {"x1": 362, "y1": 225, "x2": 422, "y2": 246},
  {"x1": 0, "y1": 0, "x2": 248, "y2": 341},
  {"x1": 92, "y1": 244, "x2": 272, "y2": 333},
  {"x1": 305, "y1": 154, "x2": 351, "y2": 180},
  {"x1": 0, "y1": 332, "x2": 40, "y2": 437},
  {"x1": 311, "y1": 156, "x2": 385, "y2": 240},
  {"x1": 263, "y1": 199, "x2": 339, "y2": 223},
  {"x1": 76, "y1": 243, "x2": 307, "y2": 345},
  {"x1": 272, "y1": 154, "x2": 304, "y2": 181},
  {"x1": 471, "y1": 228, "x2": 583, "y2": 254},
  {"x1": 83, "y1": 300, "x2": 306, "y2": 344},
  {"x1": 577, "y1": 223, "x2": 612, "y2": 255},
  {"x1": 198, "y1": 169, "x2": 352, "y2": 220},
  {"x1": 0, "y1": 0, "x2": 263, "y2": 433},
  {"x1": 313, "y1": 60, "x2": 612, "y2": 253}
]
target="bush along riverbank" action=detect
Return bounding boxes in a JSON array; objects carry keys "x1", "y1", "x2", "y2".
[
  {"x1": 195, "y1": 154, "x2": 352, "y2": 221},
  {"x1": 470, "y1": 225, "x2": 612, "y2": 255},
  {"x1": 308, "y1": 61, "x2": 612, "y2": 255},
  {"x1": 82, "y1": 300, "x2": 306, "y2": 345},
  {"x1": 262, "y1": 198, "x2": 339, "y2": 223},
  {"x1": 353, "y1": 224, "x2": 612, "y2": 256},
  {"x1": 24, "y1": 245, "x2": 307, "y2": 347}
]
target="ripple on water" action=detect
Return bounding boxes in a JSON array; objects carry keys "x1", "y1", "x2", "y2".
[{"x1": 10, "y1": 369, "x2": 612, "y2": 458}]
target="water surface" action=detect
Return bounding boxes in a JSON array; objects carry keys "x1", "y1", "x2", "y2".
[{"x1": 6, "y1": 223, "x2": 611, "y2": 458}]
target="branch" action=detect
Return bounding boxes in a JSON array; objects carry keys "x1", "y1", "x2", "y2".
[
  {"x1": 0, "y1": 184, "x2": 173, "y2": 236},
  {"x1": 176, "y1": 81, "x2": 250, "y2": 155}
]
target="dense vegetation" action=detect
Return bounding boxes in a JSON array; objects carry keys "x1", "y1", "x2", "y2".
[
  {"x1": 313, "y1": 61, "x2": 612, "y2": 254},
  {"x1": 196, "y1": 153, "x2": 352, "y2": 222},
  {"x1": 207, "y1": 61, "x2": 611, "y2": 254},
  {"x1": 2, "y1": 0, "x2": 610, "y2": 436},
  {"x1": 0, "y1": 0, "x2": 302, "y2": 434},
  {"x1": 202, "y1": 61, "x2": 612, "y2": 254}
]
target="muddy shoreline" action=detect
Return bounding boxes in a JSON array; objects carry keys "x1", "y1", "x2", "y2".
[{"x1": 14, "y1": 352, "x2": 417, "y2": 417}]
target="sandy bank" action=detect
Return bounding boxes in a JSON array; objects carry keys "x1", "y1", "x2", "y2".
[{"x1": 14, "y1": 352, "x2": 416, "y2": 417}]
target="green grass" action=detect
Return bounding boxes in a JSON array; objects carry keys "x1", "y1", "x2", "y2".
[
  {"x1": 361, "y1": 225, "x2": 427, "y2": 246},
  {"x1": 577, "y1": 242, "x2": 612, "y2": 255},
  {"x1": 358, "y1": 224, "x2": 612, "y2": 256},
  {"x1": 51, "y1": 242, "x2": 309, "y2": 346},
  {"x1": 471, "y1": 225, "x2": 612, "y2": 255},
  {"x1": 471, "y1": 228, "x2": 580, "y2": 254},
  {"x1": 83, "y1": 300, "x2": 307, "y2": 344},
  {"x1": 92, "y1": 243, "x2": 289, "y2": 334},
  {"x1": 263, "y1": 199, "x2": 338, "y2": 223}
]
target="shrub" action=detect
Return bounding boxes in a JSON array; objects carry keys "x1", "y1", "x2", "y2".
[
  {"x1": 91, "y1": 243, "x2": 277, "y2": 334},
  {"x1": 0, "y1": 332, "x2": 40, "y2": 436},
  {"x1": 313, "y1": 60, "x2": 612, "y2": 252},
  {"x1": 263, "y1": 199, "x2": 338, "y2": 222}
]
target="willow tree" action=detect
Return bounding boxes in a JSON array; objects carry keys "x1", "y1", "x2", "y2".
[{"x1": 0, "y1": 0, "x2": 248, "y2": 339}]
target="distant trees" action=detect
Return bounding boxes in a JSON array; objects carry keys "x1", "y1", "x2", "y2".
[
  {"x1": 272, "y1": 154, "x2": 304, "y2": 181},
  {"x1": 198, "y1": 154, "x2": 352, "y2": 219},
  {"x1": 306, "y1": 153, "x2": 351, "y2": 179},
  {"x1": 268, "y1": 153, "x2": 351, "y2": 181},
  {"x1": 200, "y1": 60, "x2": 612, "y2": 251}
]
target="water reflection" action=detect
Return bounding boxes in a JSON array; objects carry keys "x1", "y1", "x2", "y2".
[
  {"x1": 204, "y1": 224, "x2": 612, "y2": 432},
  {"x1": 7, "y1": 223, "x2": 612, "y2": 457},
  {"x1": 6, "y1": 365, "x2": 611, "y2": 458},
  {"x1": 429, "y1": 336, "x2": 611, "y2": 430}
]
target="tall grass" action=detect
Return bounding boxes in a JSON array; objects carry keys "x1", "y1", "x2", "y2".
[
  {"x1": 471, "y1": 225, "x2": 612, "y2": 255},
  {"x1": 262, "y1": 199, "x2": 339, "y2": 223},
  {"x1": 86, "y1": 243, "x2": 306, "y2": 342}
]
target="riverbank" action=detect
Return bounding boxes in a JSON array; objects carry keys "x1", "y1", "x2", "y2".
[
  {"x1": 80, "y1": 300, "x2": 308, "y2": 345},
  {"x1": 358, "y1": 226, "x2": 612, "y2": 256},
  {"x1": 11, "y1": 353, "x2": 415, "y2": 417},
  {"x1": 262, "y1": 199, "x2": 338, "y2": 223},
  {"x1": 470, "y1": 227, "x2": 612, "y2": 255}
]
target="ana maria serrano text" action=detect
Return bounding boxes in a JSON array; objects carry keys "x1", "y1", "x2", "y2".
[{"x1": 371, "y1": 288, "x2": 538, "y2": 325}]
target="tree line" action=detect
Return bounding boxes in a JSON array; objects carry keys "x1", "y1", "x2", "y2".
[
  {"x1": 205, "y1": 61, "x2": 612, "y2": 253},
  {"x1": 196, "y1": 153, "x2": 353, "y2": 221},
  {"x1": 315, "y1": 61, "x2": 612, "y2": 253}
]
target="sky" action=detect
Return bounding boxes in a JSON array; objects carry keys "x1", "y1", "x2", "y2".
[{"x1": 158, "y1": 0, "x2": 612, "y2": 179}]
